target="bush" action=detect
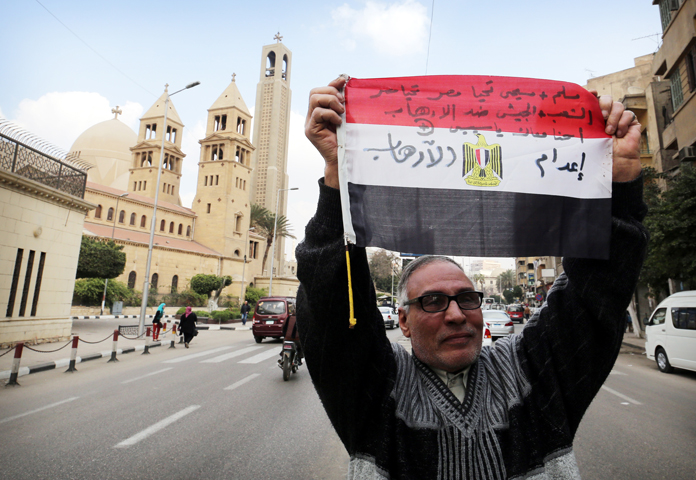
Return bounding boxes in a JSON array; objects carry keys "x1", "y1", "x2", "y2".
[
  {"x1": 163, "y1": 289, "x2": 207, "y2": 307},
  {"x1": 211, "y1": 310, "x2": 232, "y2": 322},
  {"x1": 194, "y1": 310, "x2": 210, "y2": 318},
  {"x1": 245, "y1": 286, "x2": 268, "y2": 306},
  {"x1": 73, "y1": 278, "x2": 133, "y2": 306}
]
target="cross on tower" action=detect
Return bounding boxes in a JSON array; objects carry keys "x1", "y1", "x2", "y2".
[
  {"x1": 274, "y1": 32, "x2": 283, "y2": 43},
  {"x1": 232, "y1": 73, "x2": 236, "y2": 82},
  {"x1": 164, "y1": 83, "x2": 169, "y2": 92},
  {"x1": 111, "y1": 106, "x2": 122, "y2": 119}
]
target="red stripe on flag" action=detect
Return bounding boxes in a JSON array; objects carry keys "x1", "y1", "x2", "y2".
[{"x1": 344, "y1": 75, "x2": 609, "y2": 140}]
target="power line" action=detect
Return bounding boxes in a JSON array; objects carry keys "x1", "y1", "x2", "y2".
[
  {"x1": 34, "y1": 0, "x2": 155, "y2": 97},
  {"x1": 425, "y1": 0, "x2": 435, "y2": 75}
]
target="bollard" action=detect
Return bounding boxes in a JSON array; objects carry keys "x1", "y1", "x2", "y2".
[
  {"x1": 6, "y1": 342, "x2": 24, "y2": 387},
  {"x1": 142, "y1": 326, "x2": 151, "y2": 355},
  {"x1": 108, "y1": 329, "x2": 119, "y2": 363},
  {"x1": 65, "y1": 336, "x2": 79, "y2": 373},
  {"x1": 169, "y1": 324, "x2": 176, "y2": 349}
]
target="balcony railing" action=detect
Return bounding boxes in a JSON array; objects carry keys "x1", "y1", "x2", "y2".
[{"x1": 0, "y1": 132, "x2": 87, "y2": 198}]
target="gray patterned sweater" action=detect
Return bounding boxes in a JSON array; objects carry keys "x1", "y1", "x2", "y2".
[{"x1": 296, "y1": 177, "x2": 648, "y2": 479}]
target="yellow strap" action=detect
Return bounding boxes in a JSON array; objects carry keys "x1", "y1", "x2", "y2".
[{"x1": 345, "y1": 244, "x2": 357, "y2": 328}]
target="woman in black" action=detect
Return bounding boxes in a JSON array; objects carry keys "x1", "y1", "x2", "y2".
[{"x1": 178, "y1": 306, "x2": 198, "y2": 348}]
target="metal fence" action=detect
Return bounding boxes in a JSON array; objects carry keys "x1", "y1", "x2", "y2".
[{"x1": 0, "y1": 131, "x2": 88, "y2": 199}]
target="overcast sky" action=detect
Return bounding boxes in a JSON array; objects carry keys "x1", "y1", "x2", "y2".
[{"x1": 1, "y1": 0, "x2": 663, "y2": 269}]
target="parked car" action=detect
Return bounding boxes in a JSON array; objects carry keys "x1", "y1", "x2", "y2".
[
  {"x1": 252, "y1": 296, "x2": 296, "y2": 343},
  {"x1": 379, "y1": 306, "x2": 397, "y2": 329},
  {"x1": 644, "y1": 291, "x2": 696, "y2": 373},
  {"x1": 482, "y1": 324, "x2": 493, "y2": 348},
  {"x1": 507, "y1": 304, "x2": 525, "y2": 323},
  {"x1": 482, "y1": 310, "x2": 514, "y2": 338}
]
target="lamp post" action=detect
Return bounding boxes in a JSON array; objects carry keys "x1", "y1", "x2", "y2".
[
  {"x1": 268, "y1": 187, "x2": 298, "y2": 296},
  {"x1": 101, "y1": 192, "x2": 128, "y2": 315},
  {"x1": 138, "y1": 81, "x2": 200, "y2": 336},
  {"x1": 239, "y1": 227, "x2": 256, "y2": 303}
]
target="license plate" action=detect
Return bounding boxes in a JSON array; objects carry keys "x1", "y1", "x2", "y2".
[{"x1": 265, "y1": 320, "x2": 275, "y2": 324}]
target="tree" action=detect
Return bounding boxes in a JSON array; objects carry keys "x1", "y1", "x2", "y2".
[
  {"x1": 503, "y1": 289, "x2": 515, "y2": 304},
  {"x1": 512, "y1": 285, "x2": 524, "y2": 301},
  {"x1": 244, "y1": 286, "x2": 268, "y2": 306},
  {"x1": 190, "y1": 274, "x2": 233, "y2": 311},
  {"x1": 641, "y1": 166, "x2": 696, "y2": 297},
  {"x1": 498, "y1": 269, "x2": 515, "y2": 290},
  {"x1": 72, "y1": 278, "x2": 132, "y2": 306},
  {"x1": 472, "y1": 274, "x2": 486, "y2": 292},
  {"x1": 76, "y1": 236, "x2": 126, "y2": 279},
  {"x1": 249, "y1": 204, "x2": 296, "y2": 274},
  {"x1": 369, "y1": 249, "x2": 401, "y2": 294}
]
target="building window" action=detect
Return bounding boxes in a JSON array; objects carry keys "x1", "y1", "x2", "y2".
[
  {"x1": 95, "y1": 205, "x2": 102, "y2": 219},
  {"x1": 186, "y1": 226, "x2": 191, "y2": 237},
  {"x1": 207, "y1": 203, "x2": 211, "y2": 214},
  {"x1": 215, "y1": 175, "x2": 219, "y2": 186},
  {"x1": 166, "y1": 126, "x2": 177, "y2": 143},
  {"x1": 160, "y1": 219, "x2": 165, "y2": 231},
  {"x1": 235, "y1": 215, "x2": 242, "y2": 232},
  {"x1": 130, "y1": 213, "x2": 136, "y2": 225},
  {"x1": 266, "y1": 51, "x2": 276, "y2": 77},
  {"x1": 118, "y1": 210, "x2": 125, "y2": 224},
  {"x1": 141, "y1": 215, "x2": 147, "y2": 228},
  {"x1": 133, "y1": 181, "x2": 137, "y2": 191},
  {"x1": 169, "y1": 222, "x2": 174, "y2": 233},
  {"x1": 214, "y1": 115, "x2": 227, "y2": 131},
  {"x1": 670, "y1": 73, "x2": 684, "y2": 111},
  {"x1": 171, "y1": 275, "x2": 178, "y2": 294},
  {"x1": 6, "y1": 249, "x2": 23, "y2": 317},
  {"x1": 144, "y1": 181, "x2": 147, "y2": 190},
  {"x1": 282, "y1": 54, "x2": 288, "y2": 80},
  {"x1": 686, "y1": 47, "x2": 696, "y2": 93},
  {"x1": 146, "y1": 124, "x2": 156, "y2": 140},
  {"x1": 237, "y1": 117, "x2": 246, "y2": 135},
  {"x1": 151, "y1": 273, "x2": 158, "y2": 290},
  {"x1": 30, "y1": 252, "x2": 46, "y2": 317},
  {"x1": 107, "y1": 208, "x2": 114, "y2": 221},
  {"x1": 204, "y1": 176, "x2": 208, "y2": 187},
  {"x1": 178, "y1": 224, "x2": 183, "y2": 235},
  {"x1": 19, "y1": 250, "x2": 35, "y2": 317},
  {"x1": 128, "y1": 271, "x2": 136, "y2": 289}
]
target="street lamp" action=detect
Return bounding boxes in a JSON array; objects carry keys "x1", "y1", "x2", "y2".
[
  {"x1": 138, "y1": 81, "x2": 200, "y2": 336},
  {"x1": 101, "y1": 192, "x2": 128, "y2": 315},
  {"x1": 239, "y1": 227, "x2": 256, "y2": 303},
  {"x1": 268, "y1": 187, "x2": 298, "y2": 296}
]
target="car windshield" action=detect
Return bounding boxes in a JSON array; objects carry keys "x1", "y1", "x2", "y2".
[
  {"x1": 483, "y1": 311, "x2": 509, "y2": 321},
  {"x1": 256, "y1": 301, "x2": 285, "y2": 315},
  {"x1": 509, "y1": 306, "x2": 524, "y2": 312}
]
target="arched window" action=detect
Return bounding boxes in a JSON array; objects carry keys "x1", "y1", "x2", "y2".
[
  {"x1": 169, "y1": 222, "x2": 174, "y2": 233},
  {"x1": 118, "y1": 210, "x2": 125, "y2": 224},
  {"x1": 171, "y1": 275, "x2": 178, "y2": 294},
  {"x1": 178, "y1": 224, "x2": 183, "y2": 235},
  {"x1": 282, "y1": 54, "x2": 288, "y2": 80},
  {"x1": 151, "y1": 273, "x2": 159, "y2": 290},
  {"x1": 107, "y1": 208, "x2": 114, "y2": 221},
  {"x1": 186, "y1": 226, "x2": 191, "y2": 237},
  {"x1": 95, "y1": 205, "x2": 102, "y2": 219},
  {"x1": 129, "y1": 213, "x2": 136, "y2": 225},
  {"x1": 127, "y1": 271, "x2": 136, "y2": 289},
  {"x1": 160, "y1": 220, "x2": 165, "y2": 231},
  {"x1": 266, "y1": 51, "x2": 276, "y2": 77},
  {"x1": 140, "y1": 215, "x2": 147, "y2": 228}
]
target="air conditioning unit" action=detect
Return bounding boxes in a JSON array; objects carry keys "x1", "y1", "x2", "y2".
[{"x1": 678, "y1": 146, "x2": 696, "y2": 162}]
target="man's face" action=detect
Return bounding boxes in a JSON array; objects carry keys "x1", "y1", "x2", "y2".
[{"x1": 398, "y1": 262, "x2": 483, "y2": 373}]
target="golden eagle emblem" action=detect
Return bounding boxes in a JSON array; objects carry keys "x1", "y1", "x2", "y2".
[{"x1": 463, "y1": 134, "x2": 503, "y2": 187}]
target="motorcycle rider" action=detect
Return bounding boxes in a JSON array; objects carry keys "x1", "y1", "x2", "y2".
[{"x1": 278, "y1": 313, "x2": 303, "y2": 366}]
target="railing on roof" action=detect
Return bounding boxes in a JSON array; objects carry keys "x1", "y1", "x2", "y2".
[{"x1": 0, "y1": 119, "x2": 88, "y2": 199}]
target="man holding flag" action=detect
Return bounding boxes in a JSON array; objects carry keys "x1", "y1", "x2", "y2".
[{"x1": 296, "y1": 76, "x2": 647, "y2": 479}]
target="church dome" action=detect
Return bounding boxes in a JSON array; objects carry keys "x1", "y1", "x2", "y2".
[{"x1": 68, "y1": 117, "x2": 137, "y2": 190}]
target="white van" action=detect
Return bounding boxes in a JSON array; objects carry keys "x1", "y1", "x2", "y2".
[{"x1": 644, "y1": 291, "x2": 696, "y2": 373}]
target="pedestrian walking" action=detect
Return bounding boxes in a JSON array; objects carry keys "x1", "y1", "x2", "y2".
[
  {"x1": 524, "y1": 304, "x2": 531, "y2": 322},
  {"x1": 626, "y1": 311, "x2": 633, "y2": 333},
  {"x1": 240, "y1": 300, "x2": 251, "y2": 326},
  {"x1": 152, "y1": 303, "x2": 165, "y2": 341},
  {"x1": 178, "y1": 306, "x2": 198, "y2": 348}
]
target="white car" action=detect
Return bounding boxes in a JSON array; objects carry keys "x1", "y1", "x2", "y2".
[
  {"x1": 482, "y1": 324, "x2": 493, "y2": 348},
  {"x1": 482, "y1": 310, "x2": 514, "y2": 338},
  {"x1": 379, "y1": 306, "x2": 397, "y2": 329}
]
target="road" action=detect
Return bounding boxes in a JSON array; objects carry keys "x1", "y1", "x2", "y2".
[{"x1": 1, "y1": 325, "x2": 695, "y2": 479}]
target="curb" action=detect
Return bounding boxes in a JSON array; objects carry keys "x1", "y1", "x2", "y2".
[
  {"x1": 1, "y1": 342, "x2": 164, "y2": 381},
  {"x1": 620, "y1": 341, "x2": 645, "y2": 353},
  {"x1": 71, "y1": 314, "x2": 175, "y2": 320}
]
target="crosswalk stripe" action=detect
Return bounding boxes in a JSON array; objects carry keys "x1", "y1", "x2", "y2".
[
  {"x1": 224, "y1": 373, "x2": 261, "y2": 391},
  {"x1": 122, "y1": 368, "x2": 173, "y2": 384},
  {"x1": 238, "y1": 347, "x2": 281, "y2": 364},
  {"x1": 115, "y1": 405, "x2": 200, "y2": 448},
  {"x1": 162, "y1": 346, "x2": 234, "y2": 364},
  {"x1": 200, "y1": 346, "x2": 264, "y2": 363}
]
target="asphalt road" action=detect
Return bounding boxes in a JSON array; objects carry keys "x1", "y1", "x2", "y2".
[{"x1": 1, "y1": 325, "x2": 695, "y2": 479}]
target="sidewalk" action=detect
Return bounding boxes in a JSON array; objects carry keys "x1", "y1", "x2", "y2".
[
  {"x1": 620, "y1": 331, "x2": 646, "y2": 354},
  {"x1": 0, "y1": 316, "x2": 251, "y2": 380}
]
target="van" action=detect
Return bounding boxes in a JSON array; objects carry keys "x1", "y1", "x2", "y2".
[
  {"x1": 644, "y1": 291, "x2": 696, "y2": 374},
  {"x1": 251, "y1": 296, "x2": 296, "y2": 344}
]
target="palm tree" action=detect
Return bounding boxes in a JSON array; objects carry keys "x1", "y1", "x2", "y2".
[
  {"x1": 472, "y1": 273, "x2": 486, "y2": 292},
  {"x1": 498, "y1": 269, "x2": 515, "y2": 290},
  {"x1": 250, "y1": 204, "x2": 296, "y2": 274}
]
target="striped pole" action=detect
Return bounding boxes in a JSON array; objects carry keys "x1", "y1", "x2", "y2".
[
  {"x1": 107, "y1": 329, "x2": 119, "y2": 363},
  {"x1": 6, "y1": 342, "x2": 24, "y2": 386},
  {"x1": 169, "y1": 324, "x2": 176, "y2": 349},
  {"x1": 142, "y1": 327, "x2": 151, "y2": 355},
  {"x1": 65, "y1": 336, "x2": 79, "y2": 372}
]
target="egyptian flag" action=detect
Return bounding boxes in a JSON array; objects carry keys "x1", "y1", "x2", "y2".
[{"x1": 337, "y1": 75, "x2": 613, "y2": 259}]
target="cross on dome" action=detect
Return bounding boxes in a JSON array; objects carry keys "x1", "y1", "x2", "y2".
[
  {"x1": 164, "y1": 83, "x2": 169, "y2": 92},
  {"x1": 232, "y1": 73, "x2": 236, "y2": 82},
  {"x1": 274, "y1": 32, "x2": 283, "y2": 43},
  {"x1": 111, "y1": 106, "x2": 122, "y2": 119}
]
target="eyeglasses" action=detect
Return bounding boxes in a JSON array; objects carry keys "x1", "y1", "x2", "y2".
[{"x1": 403, "y1": 291, "x2": 483, "y2": 313}]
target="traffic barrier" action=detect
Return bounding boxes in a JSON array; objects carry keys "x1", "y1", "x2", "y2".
[
  {"x1": 169, "y1": 324, "x2": 177, "y2": 349},
  {"x1": 142, "y1": 327, "x2": 151, "y2": 355},
  {"x1": 108, "y1": 329, "x2": 119, "y2": 363},
  {"x1": 6, "y1": 343, "x2": 23, "y2": 386},
  {"x1": 65, "y1": 336, "x2": 79, "y2": 373}
]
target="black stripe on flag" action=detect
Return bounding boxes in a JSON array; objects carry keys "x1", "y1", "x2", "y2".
[{"x1": 348, "y1": 183, "x2": 611, "y2": 259}]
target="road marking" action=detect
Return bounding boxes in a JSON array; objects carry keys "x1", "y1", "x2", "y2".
[
  {"x1": 0, "y1": 397, "x2": 79, "y2": 425},
  {"x1": 609, "y1": 370, "x2": 627, "y2": 375},
  {"x1": 121, "y1": 367, "x2": 173, "y2": 384},
  {"x1": 224, "y1": 373, "x2": 261, "y2": 391},
  {"x1": 200, "y1": 346, "x2": 263, "y2": 363},
  {"x1": 238, "y1": 348, "x2": 281, "y2": 364},
  {"x1": 600, "y1": 385, "x2": 643, "y2": 405},
  {"x1": 114, "y1": 405, "x2": 200, "y2": 448},
  {"x1": 162, "y1": 346, "x2": 234, "y2": 364}
]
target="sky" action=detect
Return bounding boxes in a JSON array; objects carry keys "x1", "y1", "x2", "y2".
[{"x1": 0, "y1": 0, "x2": 663, "y2": 270}]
